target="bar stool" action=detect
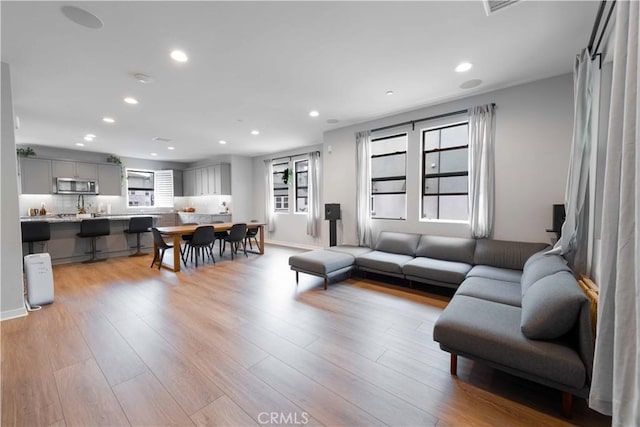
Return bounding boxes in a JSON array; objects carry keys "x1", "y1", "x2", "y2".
[
  {"x1": 21, "y1": 221, "x2": 51, "y2": 254},
  {"x1": 124, "y1": 216, "x2": 153, "y2": 257},
  {"x1": 77, "y1": 219, "x2": 110, "y2": 263}
]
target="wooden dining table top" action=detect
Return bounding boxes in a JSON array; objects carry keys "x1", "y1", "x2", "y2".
[{"x1": 156, "y1": 222, "x2": 264, "y2": 235}]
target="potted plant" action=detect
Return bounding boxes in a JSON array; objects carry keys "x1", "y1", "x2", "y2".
[
  {"x1": 16, "y1": 147, "x2": 35, "y2": 157},
  {"x1": 282, "y1": 167, "x2": 293, "y2": 185}
]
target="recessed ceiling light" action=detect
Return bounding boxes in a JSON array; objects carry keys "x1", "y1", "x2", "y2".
[
  {"x1": 385, "y1": 90, "x2": 394, "y2": 96},
  {"x1": 309, "y1": 110, "x2": 319, "y2": 117},
  {"x1": 460, "y1": 79, "x2": 483, "y2": 89},
  {"x1": 60, "y1": 5, "x2": 103, "y2": 29},
  {"x1": 251, "y1": 130, "x2": 260, "y2": 135},
  {"x1": 455, "y1": 62, "x2": 473, "y2": 72},
  {"x1": 84, "y1": 134, "x2": 95, "y2": 141},
  {"x1": 219, "y1": 140, "x2": 227, "y2": 145},
  {"x1": 76, "y1": 142, "x2": 85, "y2": 147},
  {"x1": 124, "y1": 97, "x2": 138, "y2": 104},
  {"x1": 150, "y1": 153, "x2": 158, "y2": 156},
  {"x1": 102, "y1": 117, "x2": 115, "y2": 123},
  {"x1": 167, "y1": 146, "x2": 175, "y2": 150},
  {"x1": 170, "y1": 50, "x2": 188, "y2": 63}
]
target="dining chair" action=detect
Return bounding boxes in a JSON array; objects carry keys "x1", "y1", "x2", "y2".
[
  {"x1": 244, "y1": 220, "x2": 260, "y2": 251},
  {"x1": 185, "y1": 225, "x2": 216, "y2": 267},
  {"x1": 212, "y1": 220, "x2": 227, "y2": 256},
  {"x1": 223, "y1": 223, "x2": 248, "y2": 260},
  {"x1": 180, "y1": 222, "x2": 198, "y2": 264},
  {"x1": 150, "y1": 227, "x2": 174, "y2": 270}
]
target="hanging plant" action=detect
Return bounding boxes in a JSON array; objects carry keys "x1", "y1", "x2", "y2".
[
  {"x1": 281, "y1": 168, "x2": 293, "y2": 185},
  {"x1": 16, "y1": 147, "x2": 35, "y2": 157},
  {"x1": 107, "y1": 154, "x2": 125, "y2": 180}
]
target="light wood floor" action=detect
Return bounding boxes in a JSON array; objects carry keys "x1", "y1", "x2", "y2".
[{"x1": 2, "y1": 245, "x2": 610, "y2": 426}]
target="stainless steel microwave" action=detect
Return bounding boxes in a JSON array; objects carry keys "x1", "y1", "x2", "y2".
[{"x1": 55, "y1": 177, "x2": 98, "y2": 194}]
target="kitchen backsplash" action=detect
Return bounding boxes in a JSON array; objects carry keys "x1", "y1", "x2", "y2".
[{"x1": 19, "y1": 194, "x2": 232, "y2": 216}]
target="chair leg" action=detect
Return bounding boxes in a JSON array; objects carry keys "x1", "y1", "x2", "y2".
[
  {"x1": 242, "y1": 240, "x2": 248, "y2": 257},
  {"x1": 208, "y1": 246, "x2": 215, "y2": 264},
  {"x1": 150, "y1": 248, "x2": 158, "y2": 268},
  {"x1": 158, "y1": 249, "x2": 164, "y2": 270},
  {"x1": 450, "y1": 354, "x2": 458, "y2": 376},
  {"x1": 562, "y1": 392, "x2": 572, "y2": 418}
]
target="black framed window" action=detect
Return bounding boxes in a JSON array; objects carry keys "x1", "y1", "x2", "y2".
[
  {"x1": 422, "y1": 122, "x2": 469, "y2": 220},
  {"x1": 273, "y1": 161, "x2": 289, "y2": 212},
  {"x1": 371, "y1": 133, "x2": 407, "y2": 220},
  {"x1": 295, "y1": 159, "x2": 308, "y2": 213}
]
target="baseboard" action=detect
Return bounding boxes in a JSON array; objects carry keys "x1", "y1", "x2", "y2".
[
  {"x1": 265, "y1": 239, "x2": 323, "y2": 251},
  {"x1": 1, "y1": 304, "x2": 28, "y2": 321}
]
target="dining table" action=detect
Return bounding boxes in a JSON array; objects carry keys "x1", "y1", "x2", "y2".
[{"x1": 155, "y1": 222, "x2": 265, "y2": 272}]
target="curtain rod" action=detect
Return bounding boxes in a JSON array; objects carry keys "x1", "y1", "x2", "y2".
[
  {"x1": 588, "y1": 0, "x2": 616, "y2": 61},
  {"x1": 370, "y1": 103, "x2": 495, "y2": 134},
  {"x1": 271, "y1": 150, "x2": 320, "y2": 163}
]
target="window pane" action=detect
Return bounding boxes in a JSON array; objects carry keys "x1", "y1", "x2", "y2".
[
  {"x1": 424, "y1": 177, "x2": 439, "y2": 194},
  {"x1": 372, "y1": 153, "x2": 406, "y2": 178},
  {"x1": 372, "y1": 194, "x2": 406, "y2": 219},
  {"x1": 422, "y1": 196, "x2": 438, "y2": 219},
  {"x1": 439, "y1": 195, "x2": 468, "y2": 220},
  {"x1": 371, "y1": 134, "x2": 406, "y2": 156},
  {"x1": 441, "y1": 124, "x2": 468, "y2": 148},
  {"x1": 440, "y1": 176, "x2": 468, "y2": 193},
  {"x1": 424, "y1": 130, "x2": 439, "y2": 151},
  {"x1": 372, "y1": 179, "x2": 405, "y2": 194},
  {"x1": 297, "y1": 188, "x2": 308, "y2": 197},
  {"x1": 425, "y1": 152, "x2": 440, "y2": 174},
  {"x1": 296, "y1": 172, "x2": 308, "y2": 187},
  {"x1": 440, "y1": 148, "x2": 468, "y2": 173},
  {"x1": 297, "y1": 198, "x2": 308, "y2": 212}
]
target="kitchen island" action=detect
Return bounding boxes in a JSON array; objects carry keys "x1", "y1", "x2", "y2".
[{"x1": 20, "y1": 214, "x2": 175, "y2": 263}]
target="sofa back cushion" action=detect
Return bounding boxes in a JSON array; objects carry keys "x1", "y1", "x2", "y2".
[
  {"x1": 374, "y1": 231, "x2": 421, "y2": 256},
  {"x1": 521, "y1": 253, "x2": 571, "y2": 296},
  {"x1": 473, "y1": 239, "x2": 549, "y2": 271},
  {"x1": 415, "y1": 235, "x2": 476, "y2": 264},
  {"x1": 521, "y1": 271, "x2": 587, "y2": 339}
]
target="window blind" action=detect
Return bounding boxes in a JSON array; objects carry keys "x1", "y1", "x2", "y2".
[{"x1": 154, "y1": 170, "x2": 174, "y2": 208}]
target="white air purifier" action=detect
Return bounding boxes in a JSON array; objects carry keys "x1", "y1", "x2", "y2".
[{"x1": 24, "y1": 253, "x2": 54, "y2": 306}]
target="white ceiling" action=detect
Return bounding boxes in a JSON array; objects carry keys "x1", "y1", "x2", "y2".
[{"x1": 2, "y1": 1, "x2": 596, "y2": 162}]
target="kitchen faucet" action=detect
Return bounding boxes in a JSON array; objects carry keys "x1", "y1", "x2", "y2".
[{"x1": 77, "y1": 194, "x2": 85, "y2": 212}]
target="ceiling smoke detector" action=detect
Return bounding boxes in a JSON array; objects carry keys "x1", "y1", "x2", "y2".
[
  {"x1": 133, "y1": 73, "x2": 154, "y2": 84},
  {"x1": 60, "y1": 6, "x2": 103, "y2": 29},
  {"x1": 483, "y1": 0, "x2": 519, "y2": 15}
]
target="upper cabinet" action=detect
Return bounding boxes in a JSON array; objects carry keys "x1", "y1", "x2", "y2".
[
  {"x1": 182, "y1": 163, "x2": 231, "y2": 196},
  {"x1": 97, "y1": 164, "x2": 122, "y2": 195},
  {"x1": 52, "y1": 160, "x2": 98, "y2": 179},
  {"x1": 19, "y1": 158, "x2": 53, "y2": 194}
]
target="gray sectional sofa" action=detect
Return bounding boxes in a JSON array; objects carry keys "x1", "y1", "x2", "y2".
[{"x1": 289, "y1": 231, "x2": 592, "y2": 416}]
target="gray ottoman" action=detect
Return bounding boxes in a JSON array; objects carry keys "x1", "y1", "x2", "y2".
[{"x1": 289, "y1": 249, "x2": 356, "y2": 289}]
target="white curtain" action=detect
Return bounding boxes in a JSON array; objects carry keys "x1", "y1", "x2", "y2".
[
  {"x1": 264, "y1": 159, "x2": 275, "y2": 232},
  {"x1": 590, "y1": 2, "x2": 640, "y2": 424},
  {"x1": 468, "y1": 104, "x2": 495, "y2": 238},
  {"x1": 552, "y1": 48, "x2": 598, "y2": 273},
  {"x1": 356, "y1": 130, "x2": 372, "y2": 247},
  {"x1": 306, "y1": 151, "x2": 321, "y2": 237}
]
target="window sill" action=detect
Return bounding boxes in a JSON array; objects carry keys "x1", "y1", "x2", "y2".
[{"x1": 419, "y1": 218, "x2": 469, "y2": 225}]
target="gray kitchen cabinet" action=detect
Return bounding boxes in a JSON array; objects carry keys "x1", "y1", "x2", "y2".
[
  {"x1": 206, "y1": 166, "x2": 216, "y2": 195},
  {"x1": 183, "y1": 169, "x2": 195, "y2": 196},
  {"x1": 52, "y1": 160, "x2": 98, "y2": 179},
  {"x1": 194, "y1": 168, "x2": 203, "y2": 195},
  {"x1": 216, "y1": 163, "x2": 231, "y2": 195},
  {"x1": 19, "y1": 157, "x2": 52, "y2": 194},
  {"x1": 173, "y1": 170, "x2": 183, "y2": 197},
  {"x1": 98, "y1": 164, "x2": 122, "y2": 195}
]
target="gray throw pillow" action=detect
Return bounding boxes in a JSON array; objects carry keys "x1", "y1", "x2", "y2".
[{"x1": 521, "y1": 271, "x2": 586, "y2": 340}]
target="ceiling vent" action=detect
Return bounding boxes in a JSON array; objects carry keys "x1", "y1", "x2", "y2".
[
  {"x1": 152, "y1": 137, "x2": 171, "y2": 143},
  {"x1": 483, "y1": 0, "x2": 519, "y2": 15}
]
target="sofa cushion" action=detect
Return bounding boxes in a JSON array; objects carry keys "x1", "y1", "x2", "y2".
[
  {"x1": 466, "y1": 265, "x2": 522, "y2": 283},
  {"x1": 288, "y1": 250, "x2": 354, "y2": 275},
  {"x1": 521, "y1": 254, "x2": 571, "y2": 296},
  {"x1": 521, "y1": 271, "x2": 586, "y2": 340},
  {"x1": 356, "y1": 251, "x2": 415, "y2": 274},
  {"x1": 456, "y1": 277, "x2": 522, "y2": 307},
  {"x1": 374, "y1": 231, "x2": 421, "y2": 256},
  {"x1": 402, "y1": 257, "x2": 471, "y2": 285},
  {"x1": 523, "y1": 249, "x2": 550, "y2": 270},
  {"x1": 433, "y1": 295, "x2": 586, "y2": 389},
  {"x1": 473, "y1": 239, "x2": 549, "y2": 271},
  {"x1": 327, "y1": 245, "x2": 373, "y2": 257},
  {"x1": 415, "y1": 235, "x2": 476, "y2": 264}
]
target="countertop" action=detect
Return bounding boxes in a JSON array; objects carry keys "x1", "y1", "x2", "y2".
[{"x1": 20, "y1": 213, "x2": 163, "y2": 223}]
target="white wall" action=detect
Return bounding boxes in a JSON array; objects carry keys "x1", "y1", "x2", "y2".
[
  {"x1": 1, "y1": 62, "x2": 27, "y2": 320},
  {"x1": 323, "y1": 73, "x2": 574, "y2": 245},
  {"x1": 229, "y1": 155, "x2": 254, "y2": 222},
  {"x1": 253, "y1": 144, "x2": 323, "y2": 249}
]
